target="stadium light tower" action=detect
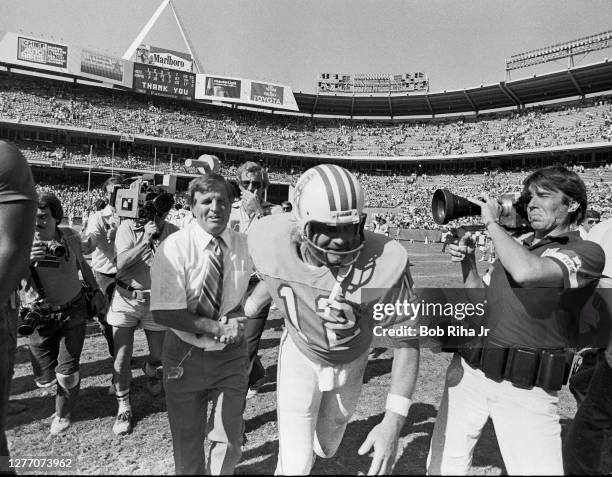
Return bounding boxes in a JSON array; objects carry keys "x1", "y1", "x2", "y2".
[
  {"x1": 505, "y1": 30, "x2": 612, "y2": 80},
  {"x1": 121, "y1": 0, "x2": 204, "y2": 73}
]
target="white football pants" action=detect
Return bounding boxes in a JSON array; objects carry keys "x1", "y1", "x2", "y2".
[{"x1": 275, "y1": 330, "x2": 369, "y2": 475}]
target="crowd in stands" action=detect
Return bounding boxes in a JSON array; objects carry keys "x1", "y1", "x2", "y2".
[
  {"x1": 1, "y1": 72, "x2": 611, "y2": 158},
  {"x1": 30, "y1": 161, "x2": 612, "y2": 232},
  {"x1": 35, "y1": 179, "x2": 105, "y2": 223}
]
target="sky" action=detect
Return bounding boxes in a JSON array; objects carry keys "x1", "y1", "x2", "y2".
[{"x1": 0, "y1": 0, "x2": 611, "y2": 94}]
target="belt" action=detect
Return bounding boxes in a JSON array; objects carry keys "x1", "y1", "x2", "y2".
[
  {"x1": 116, "y1": 280, "x2": 150, "y2": 299},
  {"x1": 458, "y1": 339, "x2": 573, "y2": 392},
  {"x1": 48, "y1": 292, "x2": 83, "y2": 313}
]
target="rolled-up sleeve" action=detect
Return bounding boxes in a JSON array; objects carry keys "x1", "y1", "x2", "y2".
[
  {"x1": 541, "y1": 241, "x2": 605, "y2": 289},
  {"x1": 150, "y1": 238, "x2": 188, "y2": 311}
]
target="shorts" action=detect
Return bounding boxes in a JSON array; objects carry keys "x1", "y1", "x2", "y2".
[
  {"x1": 28, "y1": 294, "x2": 87, "y2": 385},
  {"x1": 106, "y1": 287, "x2": 167, "y2": 332}
]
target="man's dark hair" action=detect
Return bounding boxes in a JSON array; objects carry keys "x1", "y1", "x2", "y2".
[
  {"x1": 38, "y1": 191, "x2": 64, "y2": 223},
  {"x1": 236, "y1": 161, "x2": 269, "y2": 190},
  {"x1": 522, "y1": 166, "x2": 587, "y2": 225},
  {"x1": 188, "y1": 174, "x2": 234, "y2": 207}
]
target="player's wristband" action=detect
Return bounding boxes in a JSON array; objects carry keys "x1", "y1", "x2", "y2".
[{"x1": 385, "y1": 393, "x2": 412, "y2": 417}]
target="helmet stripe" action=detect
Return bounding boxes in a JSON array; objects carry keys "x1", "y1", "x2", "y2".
[
  {"x1": 338, "y1": 166, "x2": 357, "y2": 210},
  {"x1": 326, "y1": 165, "x2": 350, "y2": 211},
  {"x1": 313, "y1": 165, "x2": 338, "y2": 211}
]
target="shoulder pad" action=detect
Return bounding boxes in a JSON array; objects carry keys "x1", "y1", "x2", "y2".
[{"x1": 248, "y1": 214, "x2": 296, "y2": 274}]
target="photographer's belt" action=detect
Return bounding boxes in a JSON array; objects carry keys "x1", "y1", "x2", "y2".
[
  {"x1": 116, "y1": 280, "x2": 151, "y2": 300},
  {"x1": 48, "y1": 292, "x2": 83, "y2": 313},
  {"x1": 458, "y1": 338, "x2": 573, "y2": 392}
]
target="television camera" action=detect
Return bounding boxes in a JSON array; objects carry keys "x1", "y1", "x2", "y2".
[
  {"x1": 432, "y1": 188, "x2": 532, "y2": 246},
  {"x1": 110, "y1": 174, "x2": 176, "y2": 225}
]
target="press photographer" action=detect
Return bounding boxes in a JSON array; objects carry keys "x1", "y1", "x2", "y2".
[
  {"x1": 106, "y1": 179, "x2": 179, "y2": 435},
  {"x1": 427, "y1": 166, "x2": 605, "y2": 475},
  {"x1": 22, "y1": 191, "x2": 107, "y2": 435}
]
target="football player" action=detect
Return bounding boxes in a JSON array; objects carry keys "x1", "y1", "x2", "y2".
[{"x1": 246, "y1": 164, "x2": 420, "y2": 475}]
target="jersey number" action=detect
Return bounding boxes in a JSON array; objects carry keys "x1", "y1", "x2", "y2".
[{"x1": 278, "y1": 285, "x2": 360, "y2": 350}]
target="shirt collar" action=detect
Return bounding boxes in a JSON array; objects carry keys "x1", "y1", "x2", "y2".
[
  {"x1": 190, "y1": 221, "x2": 231, "y2": 250},
  {"x1": 523, "y1": 230, "x2": 576, "y2": 248}
]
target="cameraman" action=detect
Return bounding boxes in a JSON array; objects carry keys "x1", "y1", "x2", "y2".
[
  {"x1": 106, "y1": 187, "x2": 178, "y2": 435},
  {"x1": 229, "y1": 161, "x2": 282, "y2": 397},
  {"x1": 81, "y1": 176, "x2": 121, "y2": 359},
  {"x1": 427, "y1": 166, "x2": 605, "y2": 475},
  {"x1": 23, "y1": 191, "x2": 106, "y2": 436}
]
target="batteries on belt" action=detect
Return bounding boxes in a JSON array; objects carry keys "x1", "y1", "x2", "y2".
[
  {"x1": 116, "y1": 280, "x2": 151, "y2": 300},
  {"x1": 458, "y1": 339, "x2": 573, "y2": 392}
]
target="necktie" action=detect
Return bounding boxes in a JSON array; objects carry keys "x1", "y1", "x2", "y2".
[{"x1": 197, "y1": 236, "x2": 224, "y2": 319}]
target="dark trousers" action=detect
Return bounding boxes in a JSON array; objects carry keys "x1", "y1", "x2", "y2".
[
  {"x1": 163, "y1": 331, "x2": 248, "y2": 475},
  {"x1": 0, "y1": 303, "x2": 17, "y2": 466},
  {"x1": 93, "y1": 271, "x2": 115, "y2": 358},
  {"x1": 564, "y1": 355, "x2": 612, "y2": 474},
  {"x1": 245, "y1": 303, "x2": 270, "y2": 387}
]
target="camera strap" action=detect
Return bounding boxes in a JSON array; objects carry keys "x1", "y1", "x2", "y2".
[{"x1": 28, "y1": 264, "x2": 47, "y2": 300}]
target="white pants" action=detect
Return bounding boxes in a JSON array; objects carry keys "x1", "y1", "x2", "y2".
[
  {"x1": 427, "y1": 354, "x2": 563, "y2": 475},
  {"x1": 275, "y1": 331, "x2": 369, "y2": 475}
]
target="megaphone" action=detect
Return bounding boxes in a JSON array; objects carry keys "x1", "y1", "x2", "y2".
[{"x1": 431, "y1": 189, "x2": 480, "y2": 225}]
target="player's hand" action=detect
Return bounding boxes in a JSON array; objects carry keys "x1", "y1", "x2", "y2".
[
  {"x1": 143, "y1": 221, "x2": 159, "y2": 243},
  {"x1": 30, "y1": 241, "x2": 47, "y2": 263},
  {"x1": 241, "y1": 190, "x2": 264, "y2": 217},
  {"x1": 448, "y1": 231, "x2": 476, "y2": 262},
  {"x1": 358, "y1": 414, "x2": 403, "y2": 475}
]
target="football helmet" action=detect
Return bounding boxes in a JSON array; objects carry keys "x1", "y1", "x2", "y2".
[{"x1": 292, "y1": 164, "x2": 366, "y2": 267}]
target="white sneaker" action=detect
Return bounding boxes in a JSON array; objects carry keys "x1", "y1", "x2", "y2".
[
  {"x1": 112, "y1": 410, "x2": 133, "y2": 435},
  {"x1": 50, "y1": 414, "x2": 71, "y2": 435}
]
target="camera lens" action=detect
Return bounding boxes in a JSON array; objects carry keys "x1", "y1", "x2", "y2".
[{"x1": 48, "y1": 242, "x2": 66, "y2": 258}]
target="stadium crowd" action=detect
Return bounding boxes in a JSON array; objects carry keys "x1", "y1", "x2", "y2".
[
  {"x1": 27, "y1": 163, "x2": 612, "y2": 233},
  {"x1": 1, "y1": 72, "x2": 612, "y2": 158}
]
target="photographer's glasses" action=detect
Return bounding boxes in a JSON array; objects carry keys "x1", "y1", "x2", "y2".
[
  {"x1": 241, "y1": 180, "x2": 262, "y2": 189},
  {"x1": 166, "y1": 346, "x2": 194, "y2": 380}
]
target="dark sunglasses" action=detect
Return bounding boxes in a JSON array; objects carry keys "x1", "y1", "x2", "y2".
[
  {"x1": 241, "y1": 180, "x2": 262, "y2": 189},
  {"x1": 587, "y1": 219, "x2": 600, "y2": 225}
]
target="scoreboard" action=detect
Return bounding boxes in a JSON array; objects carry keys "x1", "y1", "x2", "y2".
[
  {"x1": 317, "y1": 72, "x2": 429, "y2": 94},
  {"x1": 133, "y1": 63, "x2": 196, "y2": 100}
]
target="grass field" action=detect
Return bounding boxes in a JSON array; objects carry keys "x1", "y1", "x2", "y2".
[{"x1": 5, "y1": 241, "x2": 610, "y2": 475}]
